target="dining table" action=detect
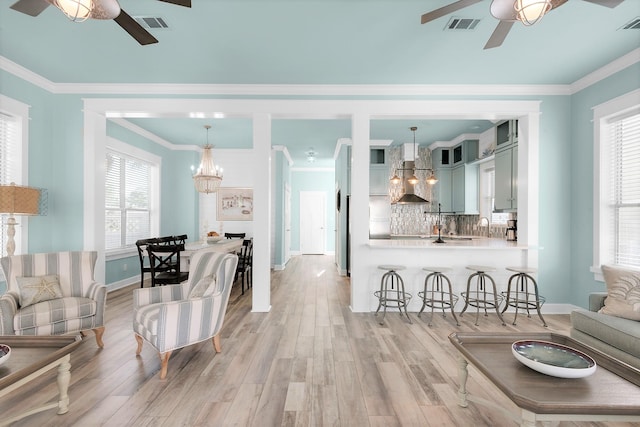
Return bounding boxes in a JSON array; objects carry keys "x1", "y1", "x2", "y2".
[{"x1": 180, "y1": 239, "x2": 244, "y2": 272}]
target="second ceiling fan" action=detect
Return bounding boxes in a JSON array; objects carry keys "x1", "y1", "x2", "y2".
[
  {"x1": 9, "y1": 0, "x2": 191, "y2": 45},
  {"x1": 421, "y1": 0, "x2": 625, "y2": 49}
]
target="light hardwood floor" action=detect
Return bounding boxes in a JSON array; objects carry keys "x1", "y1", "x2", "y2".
[{"x1": 1, "y1": 255, "x2": 638, "y2": 426}]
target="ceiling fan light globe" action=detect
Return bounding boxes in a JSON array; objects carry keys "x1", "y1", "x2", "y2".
[
  {"x1": 53, "y1": 0, "x2": 93, "y2": 22},
  {"x1": 514, "y1": 0, "x2": 551, "y2": 26}
]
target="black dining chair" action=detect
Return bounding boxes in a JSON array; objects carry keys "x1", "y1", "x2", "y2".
[
  {"x1": 147, "y1": 244, "x2": 189, "y2": 287},
  {"x1": 235, "y1": 239, "x2": 253, "y2": 294},
  {"x1": 135, "y1": 237, "x2": 162, "y2": 288},
  {"x1": 224, "y1": 232, "x2": 246, "y2": 239}
]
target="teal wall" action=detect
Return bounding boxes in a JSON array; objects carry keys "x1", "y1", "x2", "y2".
[
  {"x1": 290, "y1": 169, "x2": 336, "y2": 253},
  {"x1": 569, "y1": 63, "x2": 640, "y2": 306}
]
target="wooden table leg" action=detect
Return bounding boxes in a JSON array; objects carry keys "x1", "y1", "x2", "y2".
[
  {"x1": 56, "y1": 355, "x2": 71, "y2": 415},
  {"x1": 457, "y1": 356, "x2": 469, "y2": 408}
]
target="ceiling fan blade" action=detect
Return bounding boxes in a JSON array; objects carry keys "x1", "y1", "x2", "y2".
[
  {"x1": 581, "y1": 0, "x2": 624, "y2": 7},
  {"x1": 157, "y1": 0, "x2": 191, "y2": 7},
  {"x1": 484, "y1": 20, "x2": 514, "y2": 49},
  {"x1": 9, "y1": 0, "x2": 49, "y2": 16},
  {"x1": 114, "y1": 9, "x2": 158, "y2": 45},
  {"x1": 421, "y1": 0, "x2": 482, "y2": 24}
]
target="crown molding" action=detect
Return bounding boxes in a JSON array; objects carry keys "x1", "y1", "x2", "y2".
[
  {"x1": 570, "y1": 48, "x2": 640, "y2": 94},
  {"x1": 2, "y1": 49, "x2": 637, "y2": 97},
  {"x1": 109, "y1": 118, "x2": 199, "y2": 152},
  {"x1": 272, "y1": 145, "x2": 293, "y2": 165}
]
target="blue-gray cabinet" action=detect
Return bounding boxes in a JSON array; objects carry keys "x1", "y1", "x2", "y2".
[{"x1": 494, "y1": 144, "x2": 518, "y2": 211}]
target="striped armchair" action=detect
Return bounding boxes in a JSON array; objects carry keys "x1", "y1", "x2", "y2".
[
  {"x1": 0, "y1": 251, "x2": 107, "y2": 347},
  {"x1": 133, "y1": 250, "x2": 238, "y2": 379}
]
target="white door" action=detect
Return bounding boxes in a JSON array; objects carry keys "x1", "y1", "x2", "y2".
[
  {"x1": 300, "y1": 191, "x2": 326, "y2": 254},
  {"x1": 284, "y1": 184, "x2": 291, "y2": 264}
]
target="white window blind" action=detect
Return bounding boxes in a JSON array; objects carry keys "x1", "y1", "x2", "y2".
[
  {"x1": 608, "y1": 111, "x2": 640, "y2": 268},
  {"x1": 0, "y1": 112, "x2": 20, "y2": 257},
  {"x1": 105, "y1": 150, "x2": 152, "y2": 251}
]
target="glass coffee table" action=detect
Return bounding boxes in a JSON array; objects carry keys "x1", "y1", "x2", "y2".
[
  {"x1": 449, "y1": 332, "x2": 640, "y2": 427},
  {"x1": 0, "y1": 335, "x2": 82, "y2": 425}
]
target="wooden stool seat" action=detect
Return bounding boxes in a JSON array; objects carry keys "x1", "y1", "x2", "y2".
[{"x1": 422, "y1": 266, "x2": 452, "y2": 273}]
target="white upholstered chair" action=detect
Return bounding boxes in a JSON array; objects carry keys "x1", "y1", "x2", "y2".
[
  {"x1": 133, "y1": 250, "x2": 238, "y2": 379},
  {"x1": 0, "y1": 251, "x2": 107, "y2": 347}
]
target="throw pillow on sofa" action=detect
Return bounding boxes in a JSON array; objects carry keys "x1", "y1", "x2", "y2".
[
  {"x1": 188, "y1": 274, "x2": 217, "y2": 299},
  {"x1": 599, "y1": 265, "x2": 640, "y2": 321},
  {"x1": 16, "y1": 274, "x2": 63, "y2": 307}
]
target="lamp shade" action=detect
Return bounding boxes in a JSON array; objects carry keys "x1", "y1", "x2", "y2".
[{"x1": 0, "y1": 183, "x2": 41, "y2": 215}]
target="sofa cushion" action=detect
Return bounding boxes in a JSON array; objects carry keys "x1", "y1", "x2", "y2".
[
  {"x1": 599, "y1": 265, "x2": 640, "y2": 321},
  {"x1": 14, "y1": 296, "x2": 97, "y2": 332},
  {"x1": 16, "y1": 275, "x2": 63, "y2": 307},
  {"x1": 570, "y1": 309, "x2": 640, "y2": 359}
]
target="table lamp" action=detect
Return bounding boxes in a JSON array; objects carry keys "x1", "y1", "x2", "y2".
[{"x1": 0, "y1": 182, "x2": 46, "y2": 256}]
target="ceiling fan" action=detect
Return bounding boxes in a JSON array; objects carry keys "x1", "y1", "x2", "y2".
[
  {"x1": 421, "y1": 0, "x2": 625, "y2": 49},
  {"x1": 9, "y1": 0, "x2": 191, "y2": 45}
]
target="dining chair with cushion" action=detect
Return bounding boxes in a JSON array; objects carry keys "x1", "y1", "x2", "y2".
[
  {"x1": 147, "y1": 244, "x2": 189, "y2": 287},
  {"x1": 133, "y1": 250, "x2": 238, "y2": 379},
  {"x1": 0, "y1": 251, "x2": 107, "y2": 347}
]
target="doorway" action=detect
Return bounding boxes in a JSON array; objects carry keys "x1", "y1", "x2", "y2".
[{"x1": 299, "y1": 191, "x2": 326, "y2": 254}]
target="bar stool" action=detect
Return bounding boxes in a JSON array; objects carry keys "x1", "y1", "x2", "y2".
[
  {"x1": 460, "y1": 265, "x2": 505, "y2": 326},
  {"x1": 374, "y1": 265, "x2": 412, "y2": 325},
  {"x1": 418, "y1": 267, "x2": 460, "y2": 326},
  {"x1": 501, "y1": 267, "x2": 547, "y2": 327}
]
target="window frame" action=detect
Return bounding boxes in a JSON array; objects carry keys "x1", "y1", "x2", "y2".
[
  {"x1": 0, "y1": 95, "x2": 30, "y2": 257},
  {"x1": 105, "y1": 137, "x2": 161, "y2": 260},
  {"x1": 592, "y1": 89, "x2": 640, "y2": 281}
]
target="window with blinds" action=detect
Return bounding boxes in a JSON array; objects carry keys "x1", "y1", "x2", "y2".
[
  {"x1": 0, "y1": 112, "x2": 20, "y2": 257},
  {"x1": 608, "y1": 111, "x2": 640, "y2": 268},
  {"x1": 105, "y1": 150, "x2": 152, "y2": 251}
]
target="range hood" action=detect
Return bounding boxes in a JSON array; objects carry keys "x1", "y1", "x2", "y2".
[
  {"x1": 395, "y1": 160, "x2": 429, "y2": 204},
  {"x1": 394, "y1": 142, "x2": 429, "y2": 204}
]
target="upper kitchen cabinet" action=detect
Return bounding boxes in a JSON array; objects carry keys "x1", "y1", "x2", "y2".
[
  {"x1": 452, "y1": 164, "x2": 479, "y2": 214},
  {"x1": 452, "y1": 139, "x2": 479, "y2": 165},
  {"x1": 494, "y1": 144, "x2": 518, "y2": 211},
  {"x1": 496, "y1": 120, "x2": 518, "y2": 151},
  {"x1": 370, "y1": 147, "x2": 389, "y2": 195},
  {"x1": 432, "y1": 147, "x2": 451, "y2": 169}
]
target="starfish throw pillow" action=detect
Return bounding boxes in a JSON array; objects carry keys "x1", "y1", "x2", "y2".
[{"x1": 16, "y1": 275, "x2": 64, "y2": 307}]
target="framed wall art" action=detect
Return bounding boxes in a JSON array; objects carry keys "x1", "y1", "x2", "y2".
[{"x1": 217, "y1": 187, "x2": 253, "y2": 221}]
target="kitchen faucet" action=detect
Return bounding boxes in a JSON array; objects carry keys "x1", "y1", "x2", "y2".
[{"x1": 478, "y1": 217, "x2": 491, "y2": 237}]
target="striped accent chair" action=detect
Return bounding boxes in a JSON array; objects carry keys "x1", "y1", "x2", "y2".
[
  {"x1": 0, "y1": 251, "x2": 107, "y2": 347},
  {"x1": 133, "y1": 250, "x2": 238, "y2": 379}
]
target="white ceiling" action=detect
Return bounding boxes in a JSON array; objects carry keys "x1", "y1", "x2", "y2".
[{"x1": 2, "y1": 0, "x2": 639, "y2": 165}]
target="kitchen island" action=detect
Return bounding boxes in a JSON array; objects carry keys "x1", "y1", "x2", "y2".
[{"x1": 357, "y1": 236, "x2": 539, "y2": 313}]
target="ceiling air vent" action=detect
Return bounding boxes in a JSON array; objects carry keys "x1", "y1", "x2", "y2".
[
  {"x1": 133, "y1": 16, "x2": 170, "y2": 30},
  {"x1": 444, "y1": 17, "x2": 481, "y2": 31},
  {"x1": 620, "y1": 17, "x2": 640, "y2": 30}
]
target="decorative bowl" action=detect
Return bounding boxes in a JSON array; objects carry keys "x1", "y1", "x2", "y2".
[
  {"x1": 206, "y1": 236, "x2": 223, "y2": 244},
  {"x1": 512, "y1": 340, "x2": 596, "y2": 379},
  {"x1": 0, "y1": 344, "x2": 11, "y2": 367}
]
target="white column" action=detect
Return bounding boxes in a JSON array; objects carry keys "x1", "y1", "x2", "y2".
[
  {"x1": 252, "y1": 113, "x2": 272, "y2": 312},
  {"x1": 83, "y1": 108, "x2": 107, "y2": 285},
  {"x1": 349, "y1": 113, "x2": 371, "y2": 312}
]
